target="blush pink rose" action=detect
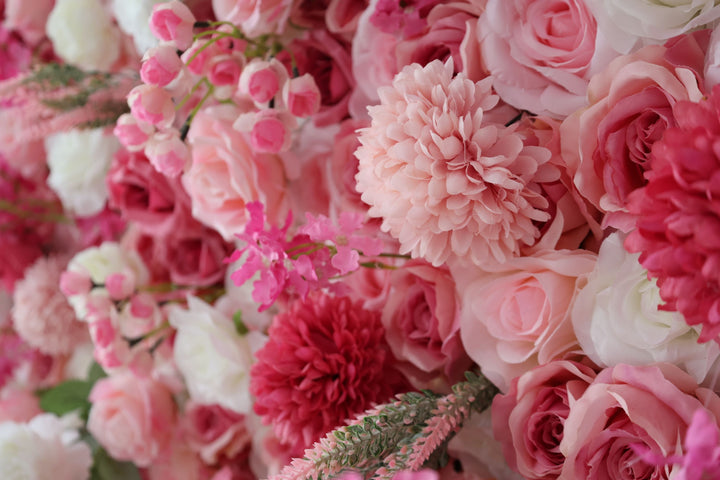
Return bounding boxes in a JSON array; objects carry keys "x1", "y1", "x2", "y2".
[
  {"x1": 559, "y1": 363, "x2": 720, "y2": 480},
  {"x1": 87, "y1": 371, "x2": 176, "y2": 467},
  {"x1": 455, "y1": 249, "x2": 596, "y2": 392},
  {"x1": 183, "y1": 104, "x2": 288, "y2": 240},
  {"x1": 212, "y1": 0, "x2": 292, "y2": 37},
  {"x1": 324, "y1": 119, "x2": 368, "y2": 217},
  {"x1": 492, "y1": 360, "x2": 597, "y2": 480},
  {"x1": 477, "y1": 0, "x2": 616, "y2": 118},
  {"x1": 561, "y1": 40, "x2": 706, "y2": 231},
  {"x1": 183, "y1": 402, "x2": 251, "y2": 465},
  {"x1": 382, "y1": 260, "x2": 472, "y2": 389}
]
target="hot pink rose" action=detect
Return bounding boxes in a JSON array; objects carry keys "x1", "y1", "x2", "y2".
[
  {"x1": 477, "y1": 0, "x2": 616, "y2": 118},
  {"x1": 382, "y1": 260, "x2": 472, "y2": 389},
  {"x1": 183, "y1": 105, "x2": 288, "y2": 240},
  {"x1": 212, "y1": 0, "x2": 292, "y2": 37},
  {"x1": 87, "y1": 371, "x2": 176, "y2": 467},
  {"x1": 559, "y1": 363, "x2": 720, "y2": 480},
  {"x1": 183, "y1": 402, "x2": 251, "y2": 465},
  {"x1": 455, "y1": 249, "x2": 596, "y2": 392},
  {"x1": 492, "y1": 360, "x2": 597, "y2": 480},
  {"x1": 3, "y1": 0, "x2": 54, "y2": 45},
  {"x1": 561, "y1": 38, "x2": 706, "y2": 231}
]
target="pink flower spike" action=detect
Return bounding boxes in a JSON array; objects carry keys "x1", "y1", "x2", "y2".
[
  {"x1": 283, "y1": 74, "x2": 321, "y2": 118},
  {"x1": 141, "y1": 44, "x2": 183, "y2": 87},
  {"x1": 331, "y1": 245, "x2": 359, "y2": 275},
  {"x1": 144, "y1": 130, "x2": 190, "y2": 177},
  {"x1": 114, "y1": 113, "x2": 154, "y2": 152},
  {"x1": 149, "y1": 1, "x2": 195, "y2": 50},
  {"x1": 128, "y1": 85, "x2": 175, "y2": 129},
  {"x1": 59, "y1": 270, "x2": 92, "y2": 297}
]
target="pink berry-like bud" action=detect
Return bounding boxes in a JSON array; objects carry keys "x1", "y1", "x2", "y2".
[
  {"x1": 128, "y1": 85, "x2": 176, "y2": 129},
  {"x1": 240, "y1": 110, "x2": 295, "y2": 153},
  {"x1": 145, "y1": 130, "x2": 190, "y2": 177},
  {"x1": 149, "y1": 0, "x2": 195, "y2": 51},
  {"x1": 207, "y1": 54, "x2": 244, "y2": 87},
  {"x1": 59, "y1": 270, "x2": 92, "y2": 297},
  {"x1": 283, "y1": 73, "x2": 321, "y2": 118},
  {"x1": 105, "y1": 273, "x2": 134, "y2": 300},
  {"x1": 114, "y1": 113, "x2": 154, "y2": 151},
  {"x1": 141, "y1": 43, "x2": 184, "y2": 87},
  {"x1": 238, "y1": 58, "x2": 287, "y2": 104}
]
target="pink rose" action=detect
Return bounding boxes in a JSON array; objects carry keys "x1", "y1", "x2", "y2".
[
  {"x1": 382, "y1": 260, "x2": 472, "y2": 388},
  {"x1": 141, "y1": 44, "x2": 184, "y2": 87},
  {"x1": 561, "y1": 39, "x2": 706, "y2": 231},
  {"x1": 150, "y1": 0, "x2": 196, "y2": 51},
  {"x1": 455, "y1": 249, "x2": 596, "y2": 392},
  {"x1": 162, "y1": 222, "x2": 234, "y2": 287},
  {"x1": 477, "y1": 0, "x2": 616, "y2": 118},
  {"x1": 183, "y1": 105, "x2": 288, "y2": 240},
  {"x1": 212, "y1": 0, "x2": 292, "y2": 37},
  {"x1": 492, "y1": 360, "x2": 597, "y2": 480},
  {"x1": 559, "y1": 363, "x2": 720, "y2": 480},
  {"x1": 325, "y1": 119, "x2": 369, "y2": 217},
  {"x1": 289, "y1": 0, "x2": 368, "y2": 39},
  {"x1": 183, "y1": 402, "x2": 251, "y2": 465},
  {"x1": 87, "y1": 371, "x2": 176, "y2": 467},
  {"x1": 3, "y1": 0, "x2": 54, "y2": 45}
]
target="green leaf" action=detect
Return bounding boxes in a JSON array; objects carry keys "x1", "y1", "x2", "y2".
[
  {"x1": 39, "y1": 380, "x2": 92, "y2": 417},
  {"x1": 87, "y1": 362, "x2": 107, "y2": 385},
  {"x1": 91, "y1": 448, "x2": 142, "y2": 480},
  {"x1": 233, "y1": 310, "x2": 249, "y2": 335}
]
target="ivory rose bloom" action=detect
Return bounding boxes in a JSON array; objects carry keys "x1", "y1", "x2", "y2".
[
  {"x1": 456, "y1": 249, "x2": 596, "y2": 392},
  {"x1": 561, "y1": 41, "x2": 705, "y2": 230},
  {"x1": 356, "y1": 59, "x2": 557, "y2": 268},
  {"x1": 572, "y1": 232, "x2": 720, "y2": 383},
  {"x1": 87, "y1": 372, "x2": 176, "y2": 467},
  {"x1": 478, "y1": 0, "x2": 616, "y2": 118},
  {"x1": 183, "y1": 105, "x2": 288, "y2": 240},
  {"x1": 559, "y1": 363, "x2": 720, "y2": 479},
  {"x1": 584, "y1": 0, "x2": 720, "y2": 53}
]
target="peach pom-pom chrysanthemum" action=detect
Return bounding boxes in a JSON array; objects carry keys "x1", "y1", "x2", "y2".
[
  {"x1": 12, "y1": 256, "x2": 87, "y2": 355},
  {"x1": 355, "y1": 60, "x2": 556, "y2": 267}
]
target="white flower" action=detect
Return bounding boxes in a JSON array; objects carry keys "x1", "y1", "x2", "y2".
[
  {"x1": 111, "y1": 0, "x2": 165, "y2": 55},
  {"x1": 584, "y1": 0, "x2": 720, "y2": 53},
  {"x1": 46, "y1": 128, "x2": 119, "y2": 216},
  {"x1": 168, "y1": 297, "x2": 265, "y2": 414},
  {"x1": 0, "y1": 413, "x2": 92, "y2": 480},
  {"x1": 571, "y1": 232, "x2": 720, "y2": 383},
  {"x1": 46, "y1": 0, "x2": 121, "y2": 71},
  {"x1": 68, "y1": 242, "x2": 149, "y2": 287}
]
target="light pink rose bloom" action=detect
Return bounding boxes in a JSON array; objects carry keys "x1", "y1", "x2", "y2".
[
  {"x1": 141, "y1": 43, "x2": 184, "y2": 87},
  {"x1": 183, "y1": 105, "x2": 288, "y2": 240},
  {"x1": 455, "y1": 249, "x2": 596, "y2": 392},
  {"x1": 128, "y1": 84, "x2": 176, "y2": 129},
  {"x1": 289, "y1": 0, "x2": 368, "y2": 39},
  {"x1": 150, "y1": 0, "x2": 196, "y2": 51},
  {"x1": 561, "y1": 41, "x2": 705, "y2": 231},
  {"x1": 183, "y1": 402, "x2": 251, "y2": 465},
  {"x1": 145, "y1": 129, "x2": 191, "y2": 177},
  {"x1": 325, "y1": 119, "x2": 369, "y2": 217},
  {"x1": 478, "y1": 0, "x2": 617, "y2": 118},
  {"x1": 382, "y1": 260, "x2": 472, "y2": 389},
  {"x1": 3, "y1": 0, "x2": 54, "y2": 45},
  {"x1": 559, "y1": 363, "x2": 720, "y2": 480},
  {"x1": 87, "y1": 371, "x2": 176, "y2": 467},
  {"x1": 492, "y1": 360, "x2": 597, "y2": 480},
  {"x1": 238, "y1": 58, "x2": 285, "y2": 104},
  {"x1": 212, "y1": 0, "x2": 293, "y2": 38},
  {"x1": 283, "y1": 74, "x2": 321, "y2": 118}
]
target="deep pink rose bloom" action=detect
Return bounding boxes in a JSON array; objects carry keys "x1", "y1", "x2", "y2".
[
  {"x1": 289, "y1": 0, "x2": 368, "y2": 39},
  {"x1": 559, "y1": 363, "x2": 720, "y2": 480},
  {"x1": 250, "y1": 292, "x2": 403, "y2": 452},
  {"x1": 492, "y1": 360, "x2": 596, "y2": 480},
  {"x1": 562, "y1": 37, "x2": 707, "y2": 231},
  {"x1": 625, "y1": 84, "x2": 720, "y2": 343}
]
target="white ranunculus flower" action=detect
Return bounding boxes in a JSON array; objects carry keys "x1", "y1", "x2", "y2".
[
  {"x1": 169, "y1": 297, "x2": 266, "y2": 414},
  {"x1": 46, "y1": 0, "x2": 121, "y2": 71},
  {"x1": 571, "y1": 232, "x2": 720, "y2": 383},
  {"x1": 584, "y1": 0, "x2": 720, "y2": 53},
  {"x1": 111, "y1": 0, "x2": 165, "y2": 55},
  {"x1": 68, "y1": 242, "x2": 149, "y2": 287},
  {"x1": 46, "y1": 128, "x2": 119, "y2": 216},
  {"x1": 0, "y1": 413, "x2": 92, "y2": 480}
]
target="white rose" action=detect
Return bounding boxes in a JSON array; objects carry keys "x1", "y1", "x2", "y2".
[
  {"x1": 0, "y1": 413, "x2": 92, "y2": 480},
  {"x1": 571, "y1": 232, "x2": 720, "y2": 383},
  {"x1": 46, "y1": 128, "x2": 119, "y2": 216},
  {"x1": 169, "y1": 297, "x2": 266, "y2": 414},
  {"x1": 584, "y1": 0, "x2": 720, "y2": 53},
  {"x1": 46, "y1": 0, "x2": 121, "y2": 71},
  {"x1": 111, "y1": 0, "x2": 165, "y2": 55}
]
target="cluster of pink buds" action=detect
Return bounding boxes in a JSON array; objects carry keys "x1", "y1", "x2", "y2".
[{"x1": 115, "y1": 0, "x2": 322, "y2": 178}]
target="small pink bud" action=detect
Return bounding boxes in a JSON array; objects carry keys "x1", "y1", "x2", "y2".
[
  {"x1": 105, "y1": 273, "x2": 134, "y2": 300},
  {"x1": 238, "y1": 58, "x2": 287, "y2": 104},
  {"x1": 141, "y1": 43, "x2": 184, "y2": 87},
  {"x1": 149, "y1": 0, "x2": 195, "y2": 51},
  {"x1": 235, "y1": 110, "x2": 295, "y2": 153},
  {"x1": 284, "y1": 73, "x2": 321, "y2": 118},
  {"x1": 145, "y1": 129, "x2": 190, "y2": 177},
  {"x1": 59, "y1": 270, "x2": 92, "y2": 297},
  {"x1": 181, "y1": 39, "x2": 221, "y2": 75},
  {"x1": 128, "y1": 85, "x2": 176, "y2": 129},
  {"x1": 129, "y1": 293, "x2": 155, "y2": 319},
  {"x1": 89, "y1": 318, "x2": 116, "y2": 349},
  {"x1": 114, "y1": 113, "x2": 154, "y2": 151}
]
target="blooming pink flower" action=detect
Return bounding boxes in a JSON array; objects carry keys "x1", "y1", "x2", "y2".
[
  {"x1": 3, "y1": 0, "x2": 54, "y2": 46},
  {"x1": 12, "y1": 255, "x2": 87, "y2": 355},
  {"x1": 128, "y1": 84, "x2": 176, "y2": 129},
  {"x1": 207, "y1": 54, "x2": 245, "y2": 88},
  {"x1": 237, "y1": 58, "x2": 285, "y2": 104},
  {"x1": 183, "y1": 402, "x2": 251, "y2": 465},
  {"x1": 114, "y1": 114, "x2": 154, "y2": 152},
  {"x1": 283, "y1": 74, "x2": 321, "y2": 118},
  {"x1": 356, "y1": 59, "x2": 555, "y2": 267},
  {"x1": 150, "y1": 0, "x2": 196, "y2": 51},
  {"x1": 145, "y1": 129, "x2": 191, "y2": 177},
  {"x1": 625, "y1": 84, "x2": 720, "y2": 343},
  {"x1": 250, "y1": 292, "x2": 403, "y2": 452},
  {"x1": 141, "y1": 43, "x2": 184, "y2": 87}
]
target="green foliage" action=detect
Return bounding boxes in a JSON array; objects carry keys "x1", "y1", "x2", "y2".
[
  {"x1": 38, "y1": 362, "x2": 106, "y2": 421},
  {"x1": 90, "y1": 447, "x2": 143, "y2": 480}
]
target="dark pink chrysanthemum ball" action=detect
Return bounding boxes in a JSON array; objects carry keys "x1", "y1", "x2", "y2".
[
  {"x1": 626, "y1": 84, "x2": 720, "y2": 343},
  {"x1": 250, "y1": 292, "x2": 400, "y2": 451}
]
